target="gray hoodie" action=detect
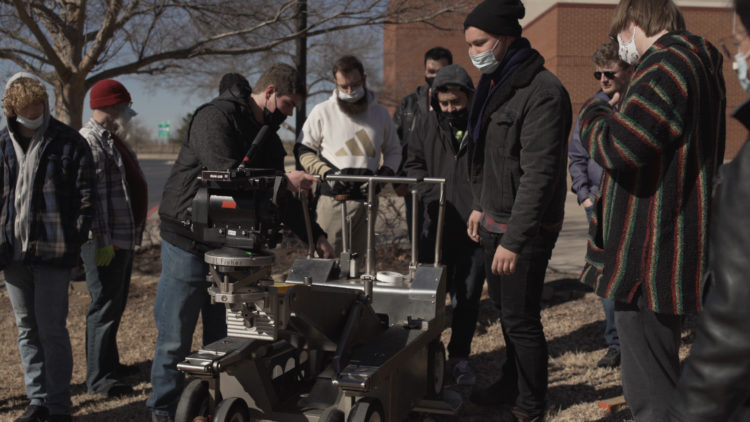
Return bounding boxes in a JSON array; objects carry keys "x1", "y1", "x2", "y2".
[{"x1": 3, "y1": 72, "x2": 52, "y2": 259}]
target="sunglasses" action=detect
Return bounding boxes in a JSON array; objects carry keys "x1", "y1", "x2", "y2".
[
  {"x1": 719, "y1": 31, "x2": 747, "y2": 59},
  {"x1": 594, "y1": 71, "x2": 617, "y2": 80}
]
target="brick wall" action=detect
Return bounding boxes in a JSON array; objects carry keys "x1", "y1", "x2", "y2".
[{"x1": 383, "y1": 1, "x2": 742, "y2": 158}]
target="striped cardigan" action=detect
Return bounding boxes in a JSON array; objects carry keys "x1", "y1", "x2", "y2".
[{"x1": 578, "y1": 31, "x2": 725, "y2": 315}]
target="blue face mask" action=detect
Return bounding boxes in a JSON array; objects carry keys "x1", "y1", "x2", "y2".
[
  {"x1": 735, "y1": 51, "x2": 750, "y2": 93},
  {"x1": 469, "y1": 39, "x2": 500, "y2": 74}
]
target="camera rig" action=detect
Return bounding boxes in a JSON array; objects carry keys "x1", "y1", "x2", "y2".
[{"x1": 176, "y1": 162, "x2": 458, "y2": 422}]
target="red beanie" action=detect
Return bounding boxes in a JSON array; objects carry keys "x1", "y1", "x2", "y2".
[{"x1": 90, "y1": 79, "x2": 131, "y2": 109}]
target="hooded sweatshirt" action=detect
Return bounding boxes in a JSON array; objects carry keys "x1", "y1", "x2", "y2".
[
  {"x1": 578, "y1": 31, "x2": 726, "y2": 315},
  {"x1": 296, "y1": 90, "x2": 401, "y2": 176},
  {"x1": 5, "y1": 72, "x2": 52, "y2": 259},
  {"x1": 405, "y1": 65, "x2": 477, "y2": 259},
  {"x1": 0, "y1": 72, "x2": 95, "y2": 268}
]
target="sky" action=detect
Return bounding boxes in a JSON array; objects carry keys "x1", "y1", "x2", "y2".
[{"x1": 80, "y1": 74, "x2": 208, "y2": 143}]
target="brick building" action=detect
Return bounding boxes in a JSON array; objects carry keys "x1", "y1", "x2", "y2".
[{"x1": 383, "y1": 0, "x2": 744, "y2": 158}]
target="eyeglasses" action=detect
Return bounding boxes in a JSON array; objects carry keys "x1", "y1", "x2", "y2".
[
  {"x1": 594, "y1": 71, "x2": 617, "y2": 80},
  {"x1": 719, "y1": 31, "x2": 748, "y2": 59}
]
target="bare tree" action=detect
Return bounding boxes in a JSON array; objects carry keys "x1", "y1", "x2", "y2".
[{"x1": 0, "y1": 0, "x2": 469, "y2": 129}]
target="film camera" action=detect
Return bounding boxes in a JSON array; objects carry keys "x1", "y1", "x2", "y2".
[{"x1": 175, "y1": 129, "x2": 458, "y2": 422}]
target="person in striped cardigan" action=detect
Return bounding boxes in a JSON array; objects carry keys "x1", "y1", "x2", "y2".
[{"x1": 577, "y1": 0, "x2": 726, "y2": 420}]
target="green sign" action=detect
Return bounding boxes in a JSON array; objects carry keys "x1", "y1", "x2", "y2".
[{"x1": 158, "y1": 121, "x2": 171, "y2": 139}]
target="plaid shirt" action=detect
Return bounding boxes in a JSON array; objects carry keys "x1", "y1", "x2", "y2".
[
  {"x1": 80, "y1": 118, "x2": 144, "y2": 250},
  {"x1": 0, "y1": 118, "x2": 95, "y2": 269}
]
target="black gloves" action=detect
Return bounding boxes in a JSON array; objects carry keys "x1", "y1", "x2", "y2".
[{"x1": 377, "y1": 166, "x2": 395, "y2": 177}]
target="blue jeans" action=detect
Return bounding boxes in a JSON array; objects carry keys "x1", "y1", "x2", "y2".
[
  {"x1": 4, "y1": 262, "x2": 73, "y2": 415},
  {"x1": 147, "y1": 240, "x2": 227, "y2": 416},
  {"x1": 81, "y1": 240, "x2": 134, "y2": 393},
  {"x1": 585, "y1": 206, "x2": 619, "y2": 350},
  {"x1": 602, "y1": 298, "x2": 620, "y2": 350}
]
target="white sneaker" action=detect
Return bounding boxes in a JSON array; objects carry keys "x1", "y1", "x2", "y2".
[{"x1": 450, "y1": 358, "x2": 476, "y2": 386}]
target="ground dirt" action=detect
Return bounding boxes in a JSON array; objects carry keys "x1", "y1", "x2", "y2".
[{"x1": 0, "y1": 242, "x2": 694, "y2": 422}]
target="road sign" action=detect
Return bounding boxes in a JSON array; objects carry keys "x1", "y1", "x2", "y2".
[{"x1": 158, "y1": 121, "x2": 171, "y2": 139}]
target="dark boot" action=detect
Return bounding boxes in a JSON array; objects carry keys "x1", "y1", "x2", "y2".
[{"x1": 15, "y1": 405, "x2": 49, "y2": 422}]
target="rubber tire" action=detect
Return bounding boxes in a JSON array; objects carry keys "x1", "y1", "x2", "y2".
[
  {"x1": 319, "y1": 406, "x2": 345, "y2": 422},
  {"x1": 174, "y1": 379, "x2": 210, "y2": 422},
  {"x1": 348, "y1": 397, "x2": 384, "y2": 422},
  {"x1": 213, "y1": 397, "x2": 251, "y2": 422},
  {"x1": 426, "y1": 340, "x2": 446, "y2": 398}
]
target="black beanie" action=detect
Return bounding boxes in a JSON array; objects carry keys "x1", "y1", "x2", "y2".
[
  {"x1": 464, "y1": 0, "x2": 525, "y2": 37},
  {"x1": 219, "y1": 73, "x2": 252, "y2": 97}
]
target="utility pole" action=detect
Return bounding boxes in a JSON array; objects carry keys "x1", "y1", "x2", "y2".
[{"x1": 294, "y1": 0, "x2": 307, "y2": 144}]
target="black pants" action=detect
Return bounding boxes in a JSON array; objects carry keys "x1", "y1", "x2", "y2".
[
  {"x1": 419, "y1": 229, "x2": 485, "y2": 359},
  {"x1": 445, "y1": 245, "x2": 485, "y2": 359},
  {"x1": 615, "y1": 292, "x2": 681, "y2": 422},
  {"x1": 480, "y1": 228, "x2": 557, "y2": 417}
]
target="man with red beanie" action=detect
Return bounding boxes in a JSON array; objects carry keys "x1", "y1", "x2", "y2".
[{"x1": 79, "y1": 79, "x2": 147, "y2": 398}]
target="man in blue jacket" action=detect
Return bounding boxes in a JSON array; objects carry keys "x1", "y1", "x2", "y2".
[
  {"x1": 568, "y1": 41, "x2": 632, "y2": 369},
  {"x1": 1, "y1": 72, "x2": 95, "y2": 422}
]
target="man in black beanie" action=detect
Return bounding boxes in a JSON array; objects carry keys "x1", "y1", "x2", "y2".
[{"x1": 463, "y1": 1, "x2": 572, "y2": 421}]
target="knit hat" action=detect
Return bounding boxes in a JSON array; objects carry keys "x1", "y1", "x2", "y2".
[
  {"x1": 464, "y1": 0, "x2": 525, "y2": 37},
  {"x1": 90, "y1": 79, "x2": 131, "y2": 109},
  {"x1": 219, "y1": 73, "x2": 252, "y2": 98}
]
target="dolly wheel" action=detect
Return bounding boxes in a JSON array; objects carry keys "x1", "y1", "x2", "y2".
[
  {"x1": 319, "y1": 406, "x2": 345, "y2": 422},
  {"x1": 427, "y1": 340, "x2": 446, "y2": 398},
  {"x1": 174, "y1": 379, "x2": 210, "y2": 422},
  {"x1": 213, "y1": 397, "x2": 250, "y2": 422},
  {"x1": 348, "y1": 398, "x2": 384, "y2": 422}
]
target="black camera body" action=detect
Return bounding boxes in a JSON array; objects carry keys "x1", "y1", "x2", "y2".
[{"x1": 190, "y1": 167, "x2": 284, "y2": 250}]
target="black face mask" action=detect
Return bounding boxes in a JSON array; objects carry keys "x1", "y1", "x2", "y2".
[
  {"x1": 425, "y1": 76, "x2": 435, "y2": 87},
  {"x1": 444, "y1": 108, "x2": 469, "y2": 130},
  {"x1": 263, "y1": 107, "x2": 287, "y2": 129}
]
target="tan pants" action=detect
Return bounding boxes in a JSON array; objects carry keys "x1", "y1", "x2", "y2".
[{"x1": 316, "y1": 195, "x2": 378, "y2": 258}]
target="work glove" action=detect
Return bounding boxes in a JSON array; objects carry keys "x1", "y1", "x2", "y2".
[
  {"x1": 377, "y1": 166, "x2": 395, "y2": 177},
  {"x1": 370, "y1": 166, "x2": 395, "y2": 195},
  {"x1": 95, "y1": 245, "x2": 115, "y2": 267},
  {"x1": 324, "y1": 169, "x2": 353, "y2": 195}
]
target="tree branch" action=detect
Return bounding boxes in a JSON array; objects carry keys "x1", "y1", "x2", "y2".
[
  {"x1": 9, "y1": 0, "x2": 70, "y2": 77},
  {"x1": 79, "y1": 0, "x2": 123, "y2": 73}
]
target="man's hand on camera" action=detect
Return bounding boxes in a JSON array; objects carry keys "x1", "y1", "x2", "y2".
[
  {"x1": 286, "y1": 170, "x2": 317, "y2": 194},
  {"x1": 316, "y1": 235, "x2": 335, "y2": 258}
]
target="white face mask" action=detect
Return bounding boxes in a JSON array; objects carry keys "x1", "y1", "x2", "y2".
[
  {"x1": 470, "y1": 39, "x2": 501, "y2": 74},
  {"x1": 15, "y1": 114, "x2": 43, "y2": 130},
  {"x1": 617, "y1": 30, "x2": 640, "y2": 66},
  {"x1": 337, "y1": 85, "x2": 365, "y2": 103},
  {"x1": 735, "y1": 50, "x2": 750, "y2": 93}
]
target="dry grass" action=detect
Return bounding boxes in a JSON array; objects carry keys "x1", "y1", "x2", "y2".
[{"x1": 0, "y1": 247, "x2": 694, "y2": 422}]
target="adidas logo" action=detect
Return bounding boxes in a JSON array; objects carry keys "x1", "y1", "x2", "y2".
[{"x1": 335, "y1": 129, "x2": 375, "y2": 157}]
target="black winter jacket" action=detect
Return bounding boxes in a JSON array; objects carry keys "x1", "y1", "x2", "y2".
[
  {"x1": 405, "y1": 109, "x2": 477, "y2": 261},
  {"x1": 667, "y1": 99, "x2": 750, "y2": 422},
  {"x1": 469, "y1": 50, "x2": 571, "y2": 253},
  {"x1": 393, "y1": 85, "x2": 430, "y2": 175},
  {"x1": 159, "y1": 91, "x2": 323, "y2": 255}
]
